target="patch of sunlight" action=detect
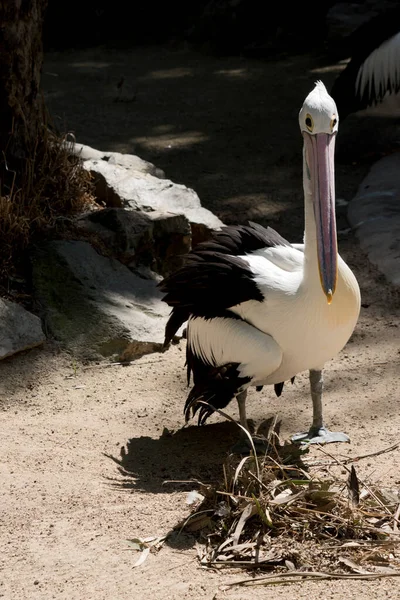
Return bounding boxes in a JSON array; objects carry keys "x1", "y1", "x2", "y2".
[
  {"x1": 133, "y1": 131, "x2": 209, "y2": 151},
  {"x1": 69, "y1": 61, "x2": 112, "y2": 69},
  {"x1": 107, "y1": 142, "x2": 135, "y2": 153},
  {"x1": 310, "y1": 60, "x2": 350, "y2": 75},
  {"x1": 224, "y1": 194, "x2": 288, "y2": 219},
  {"x1": 139, "y1": 68, "x2": 194, "y2": 81},
  {"x1": 226, "y1": 193, "x2": 266, "y2": 205},
  {"x1": 214, "y1": 68, "x2": 251, "y2": 79},
  {"x1": 151, "y1": 124, "x2": 176, "y2": 134}
]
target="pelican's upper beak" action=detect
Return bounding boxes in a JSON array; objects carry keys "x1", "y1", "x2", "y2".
[{"x1": 303, "y1": 131, "x2": 338, "y2": 303}]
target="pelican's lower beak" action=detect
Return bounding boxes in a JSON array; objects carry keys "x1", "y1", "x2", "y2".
[{"x1": 303, "y1": 131, "x2": 338, "y2": 303}]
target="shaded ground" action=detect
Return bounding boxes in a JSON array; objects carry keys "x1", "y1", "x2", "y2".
[{"x1": 1, "y1": 44, "x2": 400, "y2": 599}]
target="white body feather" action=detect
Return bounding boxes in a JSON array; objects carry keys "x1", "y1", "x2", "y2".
[{"x1": 188, "y1": 244, "x2": 360, "y2": 387}]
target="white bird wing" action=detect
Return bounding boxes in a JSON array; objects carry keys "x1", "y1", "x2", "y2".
[
  {"x1": 188, "y1": 315, "x2": 283, "y2": 382},
  {"x1": 246, "y1": 243, "x2": 304, "y2": 272}
]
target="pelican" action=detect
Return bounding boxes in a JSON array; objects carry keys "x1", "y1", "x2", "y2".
[
  {"x1": 330, "y1": 8, "x2": 400, "y2": 119},
  {"x1": 159, "y1": 81, "x2": 361, "y2": 447}
]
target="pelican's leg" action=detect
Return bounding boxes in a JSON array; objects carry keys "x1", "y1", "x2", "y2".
[
  {"x1": 291, "y1": 369, "x2": 350, "y2": 444},
  {"x1": 237, "y1": 390, "x2": 250, "y2": 431},
  {"x1": 231, "y1": 390, "x2": 270, "y2": 454}
]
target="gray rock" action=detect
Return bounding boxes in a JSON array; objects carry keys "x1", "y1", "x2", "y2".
[
  {"x1": 31, "y1": 240, "x2": 171, "y2": 361},
  {"x1": 76, "y1": 208, "x2": 191, "y2": 276},
  {"x1": 106, "y1": 152, "x2": 165, "y2": 179},
  {"x1": 25, "y1": 140, "x2": 225, "y2": 362},
  {"x1": 0, "y1": 298, "x2": 45, "y2": 360},
  {"x1": 348, "y1": 153, "x2": 400, "y2": 286},
  {"x1": 69, "y1": 142, "x2": 106, "y2": 161},
  {"x1": 83, "y1": 158, "x2": 223, "y2": 242},
  {"x1": 71, "y1": 142, "x2": 164, "y2": 178}
]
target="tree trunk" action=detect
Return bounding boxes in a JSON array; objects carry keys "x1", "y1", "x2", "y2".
[
  {"x1": 0, "y1": 0, "x2": 48, "y2": 182},
  {"x1": 0, "y1": 0, "x2": 93, "y2": 284}
]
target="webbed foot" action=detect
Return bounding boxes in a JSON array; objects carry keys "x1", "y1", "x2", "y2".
[{"x1": 291, "y1": 426, "x2": 350, "y2": 445}]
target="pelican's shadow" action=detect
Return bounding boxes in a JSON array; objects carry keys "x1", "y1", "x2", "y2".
[
  {"x1": 105, "y1": 421, "x2": 241, "y2": 494},
  {"x1": 105, "y1": 415, "x2": 289, "y2": 494}
]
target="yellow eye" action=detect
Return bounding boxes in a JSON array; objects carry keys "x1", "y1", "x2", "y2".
[
  {"x1": 330, "y1": 116, "x2": 337, "y2": 131},
  {"x1": 305, "y1": 114, "x2": 313, "y2": 132}
]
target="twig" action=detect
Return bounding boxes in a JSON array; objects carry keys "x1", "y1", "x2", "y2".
[
  {"x1": 48, "y1": 432, "x2": 76, "y2": 448},
  {"x1": 283, "y1": 505, "x2": 349, "y2": 524},
  {"x1": 314, "y1": 444, "x2": 352, "y2": 474},
  {"x1": 263, "y1": 453, "x2": 288, "y2": 479},
  {"x1": 394, "y1": 503, "x2": 400, "y2": 533},
  {"x1": 304, "y1": 442, "x2": 400, "y2": 469},
  {"x1": 224, "y1": 569, "x2": 400, "y2": 587},
  {"x1": 215, "y1": 491, "x2": 253, "y2": 501},
  {"x1": 163, "y1": 479, "x2": 207, "y2": 487},
  {"x1": 247, "y1": 470, "x2": 273, "y2": 494},
  {"x1": 325, "y1": 539, "x2": 399, "y2": 548},
  {"x1": 80, "y1": 357, "x2": 166, "y2": 371},
  {"x1": 337, "y1": 443, "x2": 399, "y2": 465}
]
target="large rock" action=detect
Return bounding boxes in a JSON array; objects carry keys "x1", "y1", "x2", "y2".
[
  {"x1": 0, "y1": 298, "x2": 45, "y2": 360},
  {"x1": 31, "y1": 240, "x2": 172, "y2": 361},
  {"x1": 71, "y1": 142, "x2": 165, "y2": 178},
  {"x1": 83, "y1": 158, "x2": 223, "y2": 244},
  {"x1": 76, "y1": 207, "x2": 191, "y2": 277},
  {"x1": 347, "y1": 153, "x2": 400, "y2": 286}
]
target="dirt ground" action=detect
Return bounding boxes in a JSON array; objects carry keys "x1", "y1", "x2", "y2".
[{"x1": 2, "y1": 44, "x2": 400, "y2": 599}]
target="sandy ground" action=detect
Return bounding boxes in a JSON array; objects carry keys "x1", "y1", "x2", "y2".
[{"x1": 2, "y1": 44, "x2": 400, "y2": 599}]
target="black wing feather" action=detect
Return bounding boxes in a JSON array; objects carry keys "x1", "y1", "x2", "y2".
[
  {"x1": 184, "y1": 343, "x2": 251, "y2": 425},
  {"x1": 159, "y1": 222, "x2": 290, "y2": 345},
  {"x1": 192, "y1": 221, "x2": 290, "y2": 256}
]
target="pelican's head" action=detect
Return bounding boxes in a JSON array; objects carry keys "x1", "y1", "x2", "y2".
[{"x1": 299, "y1": 81, "x2": 339, "y2": 304}]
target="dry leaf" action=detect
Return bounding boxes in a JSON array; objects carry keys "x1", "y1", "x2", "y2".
[
  {"x1": 233, "y1": 503, "x2": 257, "y2": 546},
  {"x1": 271, "y1": 489, "x2": 293, "y2": 504},
  {"x1": 233, "y1": 456, "x2": 252, "y2": 491},
  {"x1": 184, "y1": 513, "x2": 212, "y2": 532},
  {"x1": 339, "y1": 556, "x2": 371, "y2": 574},
  {"x1": 126, "y1": 539, "x2": 144, "y2": 551},
  {"x1": 132, "y1": 547, "x2": 150, "y2": 568},
  {"x1": 347, "y1": 465, "x2": 360, "y2": 507}
]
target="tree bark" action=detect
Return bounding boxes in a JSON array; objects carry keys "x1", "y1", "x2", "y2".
[
  {"x1": 0, "y1": 0, "x2": 48, "y2": 181},
  {"x1": 0, "y1": 1, "x2": 95, "y2": 284}
]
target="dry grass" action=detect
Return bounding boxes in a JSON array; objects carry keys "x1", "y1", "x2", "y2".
[
  {"x1": 0, "y1": 115, "x2": 95, "y2": 286},
  {"x1": 172, "y1": 410, "x2": 400, "y2": 586}
]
